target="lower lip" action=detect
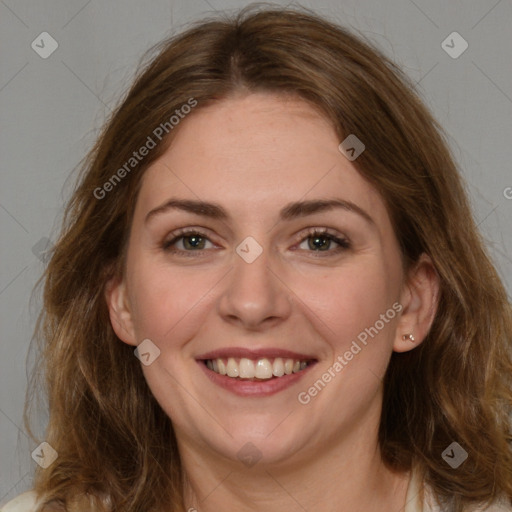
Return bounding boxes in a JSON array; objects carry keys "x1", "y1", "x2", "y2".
[{"x1": 197, "y1": 360, "x2": 317, "y2": 397}]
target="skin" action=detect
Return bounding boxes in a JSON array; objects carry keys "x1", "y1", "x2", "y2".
[{"x1": 106, "y1": 92, "x2": 439, "y2": 512}]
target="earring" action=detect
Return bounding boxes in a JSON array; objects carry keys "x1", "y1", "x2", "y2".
[{"x1": 402, "y1": 334, "x2": 415, "y2": 342}]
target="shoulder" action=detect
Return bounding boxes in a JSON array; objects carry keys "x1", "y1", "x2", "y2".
[
  {"x1": 466, "y1": 498, "x2": 512, "y2": 512},
  {"x1": 423, "y1": 484, "x2": 512, "y2": 512},
  {"x1": 485, "y1": 502, "x2": 512, "y2": 512},
  {"x1": 407, "y1": 464, "x2": 512, "y2": 512},
  {"x1": 1, "y1": 491, "x2": 39, "y2": 512}
]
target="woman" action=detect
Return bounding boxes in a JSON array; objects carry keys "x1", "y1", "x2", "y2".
[{"x1": 4, "y1": 5, "x2": 511, "y2": 512}]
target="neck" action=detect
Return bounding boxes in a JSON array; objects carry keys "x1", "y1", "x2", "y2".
[{"x1": 179, "y1": 398, "x2": 411, "y2": 512}]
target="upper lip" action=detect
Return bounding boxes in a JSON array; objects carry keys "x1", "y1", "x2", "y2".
[{"x1": 196, "y1": 347, "x2": 317, "y2": 361}]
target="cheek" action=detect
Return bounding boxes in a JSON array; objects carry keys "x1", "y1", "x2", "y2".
[
  {"x1": 127, "y1": 259, "x2": 222, "y2": 343},
  {"x1": 292, "y1": 257, "x2": 399, "y2": 354}
]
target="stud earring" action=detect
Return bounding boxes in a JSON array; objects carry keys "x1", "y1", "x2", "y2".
[{"x1": 402, "y1": 334, "x2": 415, "y2": 342}]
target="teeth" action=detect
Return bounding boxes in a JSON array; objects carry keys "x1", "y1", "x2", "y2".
[
  {"x1": 218, "y1": 359, "x2": 227, "y2": 375},
  {"x1": 255, "y1": 358, "x2": 273, "y2": 379},
  {"x1": 226, "y1": 357, "x2": 239, "y2": 378},
  {"x1": 239, "y1": 358, "x2": 255, "y2": 378},
  {"x1": 272, "y1": 358, "x2": 285, "y2": 377},
  {"x1": 205, "y1": 357, "x2": 311, "y2": 380}
]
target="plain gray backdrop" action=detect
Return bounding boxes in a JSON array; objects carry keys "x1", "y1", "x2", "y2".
[{"x1": 1, "y1": 0, "x2": 511, "y2": 504}]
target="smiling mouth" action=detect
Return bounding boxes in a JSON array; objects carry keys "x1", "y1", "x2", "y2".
[{"x1": 202, "y1": 357, "x2": 315, "y2": 380}]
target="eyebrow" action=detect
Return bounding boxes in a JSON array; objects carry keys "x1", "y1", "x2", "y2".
[{"x1": 145, "y1": 198, "x2": 375, "y2": 225}]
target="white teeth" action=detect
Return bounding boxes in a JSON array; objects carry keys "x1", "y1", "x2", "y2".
[
  {"x1": 272, "y1": 358, "x2": 285, "y2": 377},
  {"x1": 205, "y1": 356, "x2": 312, "y2": 379},
  {"x1": 239, "y1": 358, "x2": 255, "y2": 378},
  {"x1": 255, "y1": 358, "x2": 273, "y2": 379},
  {"x1": 226, "y1": 357, "x2": 239, "y2": 377},
  {"x1": 217, "y1": 358, "x2": 227, "y2": 375}
]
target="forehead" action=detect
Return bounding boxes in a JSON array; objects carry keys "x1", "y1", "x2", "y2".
[{"x1": 135, "y1": 93, "x2": 388, "y2": 225}]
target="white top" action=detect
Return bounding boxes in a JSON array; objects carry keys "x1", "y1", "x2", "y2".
[
  {"x1": 2, "y1": 468, "x2": 511, "y2": 512},
  {"x1": 404, "y1": 464, "x2": 512, "y2": 512},
  {"x1": 1, "y1": 492, "x2": 40, "y2": 512}
]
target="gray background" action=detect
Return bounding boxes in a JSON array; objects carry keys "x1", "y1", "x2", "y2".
[{"x1": 1, "y1": 0, "x2": 511, "y2": 503}]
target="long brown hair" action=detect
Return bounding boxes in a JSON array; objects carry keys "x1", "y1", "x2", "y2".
[{"x1": 25, "y1": 5, "x2": 512, "y2": 511}]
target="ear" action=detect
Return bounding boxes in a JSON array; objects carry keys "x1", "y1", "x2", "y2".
[
  {"x1": 393, "y1": 253, "x2": 440, "y2": 353},
  {"x1": 105, "y1": 276, "x2": 137, "y2": 347}
]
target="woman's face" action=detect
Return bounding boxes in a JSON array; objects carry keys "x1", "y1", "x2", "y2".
[{"x1": 107, "y1": 92, "x2": 425, "y2": 467}]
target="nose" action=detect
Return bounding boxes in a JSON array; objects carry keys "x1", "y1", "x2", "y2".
[{"x1": 217, "y1": 243, "x2": 292, "y2": 331}]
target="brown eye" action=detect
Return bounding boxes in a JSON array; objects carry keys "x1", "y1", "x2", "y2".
[
  {"x1": 307, "y1": 234, "x2": 332, "y2": 251},
  {"x1": 298, "y1": 230, "x2": 350, "y2": 253},
  {"x1": 181, "y1": 234, "x2": 207, "y2": 250},
  {"x1": 162, "y1": 230, "x2": 214, "y2": 252}
]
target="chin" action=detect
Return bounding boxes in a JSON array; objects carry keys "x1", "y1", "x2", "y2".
[{"x1": 205, "y1": 423, "x2": 310, "y2": 468}]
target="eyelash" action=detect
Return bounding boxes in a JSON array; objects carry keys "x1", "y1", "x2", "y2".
[{"x1": 161, "y1": 227, "x2": 351, "y2": 257}]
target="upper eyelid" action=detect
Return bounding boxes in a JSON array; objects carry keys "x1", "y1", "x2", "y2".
[
  {"x1": 163, "y1": 227, "x2": 217, "y2": 244},
  {"x1": 298, "y1": 226, "x2": 348, "y2": 239}
]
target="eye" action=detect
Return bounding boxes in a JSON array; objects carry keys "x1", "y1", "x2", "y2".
[
  {"x1": 296, "y1": 228, "x2": 350, "y2": 254},
  {"x1": 161, "y1": 227, "x2": 351, "y2": 257},
  {"x1": 162, "y1": 229, "x2": 215, "y2": 253}
]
